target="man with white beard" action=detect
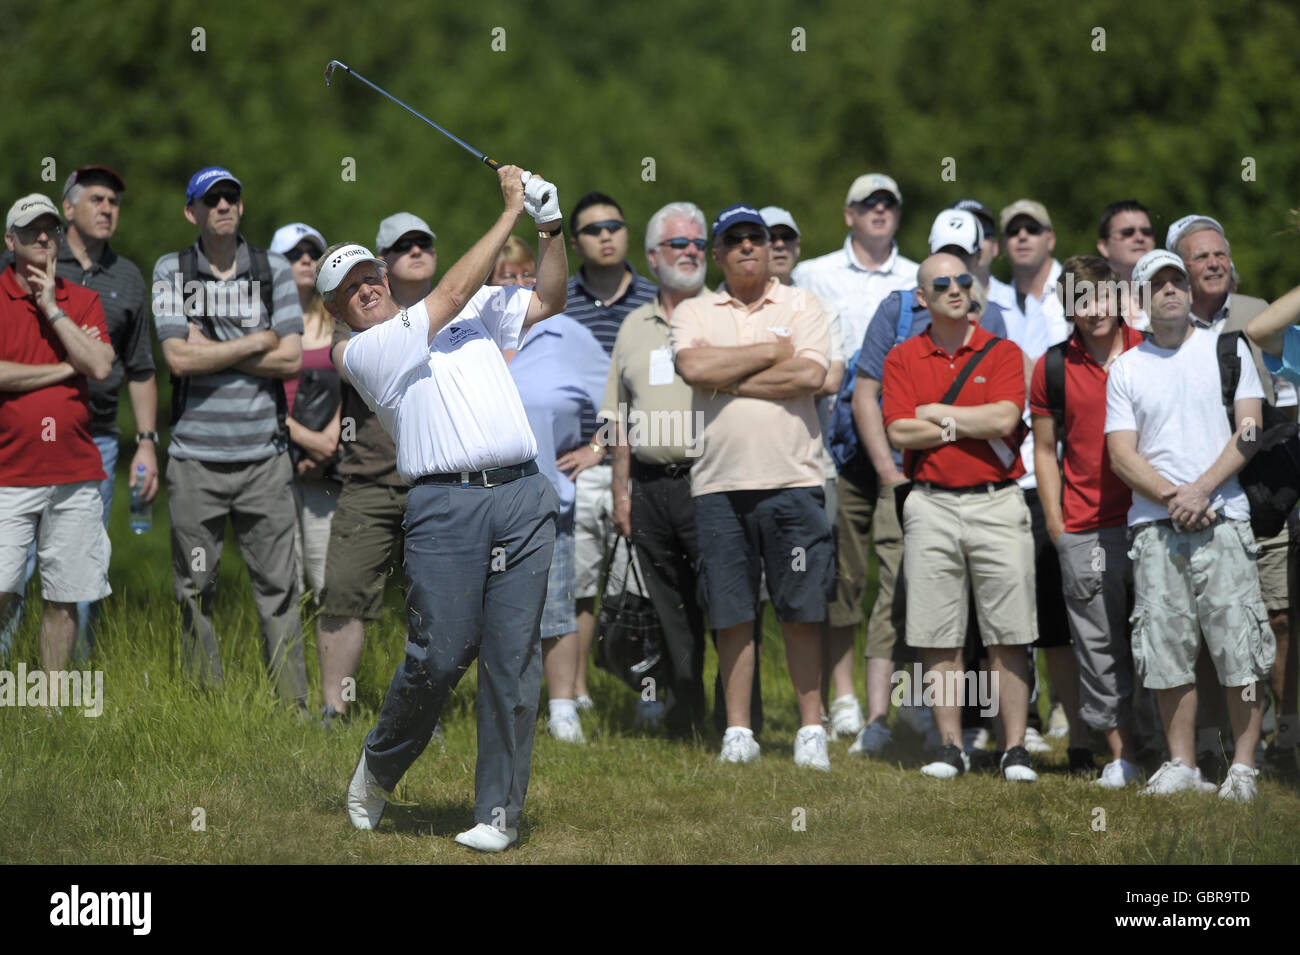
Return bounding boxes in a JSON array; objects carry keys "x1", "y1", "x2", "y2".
[{"x1": 600, "y1": 201, "x2": 718, "y2": 739}]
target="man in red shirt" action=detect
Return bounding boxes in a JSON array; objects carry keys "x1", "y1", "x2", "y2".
[
  {"x1": 882, "y1": 252, "x2": 1037, "y2": 782},
  {"x1": 1030, "y1": 256, "x2": 1146, "y2": 788},
  {"x1": 0, "y1": 194, "x2": 114, "y2": 671}
]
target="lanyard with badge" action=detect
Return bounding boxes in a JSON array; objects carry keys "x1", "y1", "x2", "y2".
[{"x1": 648, "y1": 317, "x2": 674, "y2": 386}]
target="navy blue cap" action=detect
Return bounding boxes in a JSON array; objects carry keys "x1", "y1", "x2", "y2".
[
  {"x1": 186, "y1": 166, "x2": 243, "y2": 205},
  {"x1": 711, "y1": 203, "x2": 768, "y2": 238},
  {"x1": 954, "y1": 197, "x2": 995, "y2": 235}
]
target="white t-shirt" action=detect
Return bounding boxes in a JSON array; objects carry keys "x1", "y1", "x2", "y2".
[
  {"x1": 342, "y1": 285, "x2": 538, "y2": 481},
  {"x1": 1105, "y1": 327, "x2": 1262, "y2": 526}
]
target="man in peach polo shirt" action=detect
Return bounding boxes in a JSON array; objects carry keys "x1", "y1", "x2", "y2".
[{"x1": 671, "y1": 203, "x2": 835, "y2": 769}]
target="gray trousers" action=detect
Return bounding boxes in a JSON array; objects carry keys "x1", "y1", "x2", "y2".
[
  {"x1": 365, "y1": 471, "x2": 557, "y2": 829},
  {"x1": 167, "y1": 453, "x2": 306, "y2": 703}
]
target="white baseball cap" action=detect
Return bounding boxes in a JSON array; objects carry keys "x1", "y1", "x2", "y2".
[
  {"x1": 928, "y1": 208, "x2": 983, "y2": 255},
  {"x1": 1166, "y1": 214, "x2": 1224, "y2": 255},
  {"x1": 1131, "y1": 248, "x2": 1188, "y2": 286},
  {"x1": 375, "y1": 212, "x2": 436, "y2": 254},
  {"x1": 845, "y1": 173, "x2": 902, "y2": 206},
  {"x1": 6, "y1": 194, "x2": 60, "y2": 232},
  {"x1": 316, "y1": 243, "x2": 386, "y2": 297},
  {"x1": 759, "y1": 206, "x2": 800, "y2": 236},
  {"x1": 270, "y1": 222, "x2": 327, "y2": 257}
]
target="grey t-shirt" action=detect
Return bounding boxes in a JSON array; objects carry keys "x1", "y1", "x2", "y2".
[{"x1": 151, "y1": 238, "x2": 303, "y2": 461}]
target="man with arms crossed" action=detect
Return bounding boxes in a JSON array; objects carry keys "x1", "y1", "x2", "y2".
[
  {"x1": 338, "y1": 166, "x2": 566, "y2": 851},
  {"x1": 883, "y1": 252, "x2": 1037, "y2": 782},
  {"x1": 1106, "y1": 250, "x2": 1273, "y2": 801}
]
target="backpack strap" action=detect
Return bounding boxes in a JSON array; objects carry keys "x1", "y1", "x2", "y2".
[
  {"x1": 170, "y1": 246, "x2": 199, "y2": 427},
  {"x1": 1044, "y1": 339, "x2": 1068, "y2": 438},
  {"x1": 940, "y1": 336, "x2": 1001, "y2": 405},
  {"x1": 1217, "y1": 332, "x2": 1242, "y2": 430},
  {"x1": 894, "y1": 289, "x2": 916, "y2": 346},
  {"x1": 247, "y1": 243, "x2": 289, "y2": 439}
]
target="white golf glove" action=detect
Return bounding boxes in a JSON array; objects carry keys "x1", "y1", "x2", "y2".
[{"x1": 521, "y1": 171, "x2": 562, "y2": 226}]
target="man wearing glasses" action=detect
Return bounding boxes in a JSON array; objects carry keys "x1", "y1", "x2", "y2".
[
  {"x1": 989, "y1": 199, "x2": 1077, "y2": 761},
  {"x1": 316, "y1": 212, "x2": 436, "y2": 726},
  {"x1": 0, "y1": 166, "x2": 156, "y2": 658},
  {"x1": 792, "y1": 173, "x2": 918, "y2": 363},
  {"x1": 1096, "y1": 199, "x2": 1155, "y2": 284},
  {"x1": 882, "y1": 252, "x2": 1038, "y2": 782},
  {"x1": 151, "y1": 166, "x2": 307, "y2": 706},
  {"x1": 561, "y1": 192, "x2": 657, "y2": 712},
  {"x1": 0, "y1": 194, "x2": 114, "y2": 671},
  {"x1": 672, "y1": 203, "x2": 835, "y2": 769}
]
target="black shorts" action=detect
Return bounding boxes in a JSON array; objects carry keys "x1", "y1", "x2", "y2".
[
  {"x1": 694, "y1": 487, "x2": 834, "y2": 630},
  {"x1": 1024, "y1": 490, "x2": 1071, "y2": 647}
]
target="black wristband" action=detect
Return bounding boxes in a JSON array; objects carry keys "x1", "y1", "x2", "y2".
[
  {"x1": 538, "y1": 222, "x2": 563, "y2": 237},
  {"x1": 136, "y1": 431, "x2": 159, "y2": 444}
]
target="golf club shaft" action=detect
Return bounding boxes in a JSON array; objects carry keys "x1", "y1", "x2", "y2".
[{"x1": 326, "y1": 60, "x2": 500, "y2": 169}]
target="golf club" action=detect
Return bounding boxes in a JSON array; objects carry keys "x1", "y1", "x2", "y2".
[{"x1": 325, "y1": 59, "x2": 502, "y2": 170}]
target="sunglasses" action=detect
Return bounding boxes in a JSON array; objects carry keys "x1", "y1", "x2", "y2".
[
  {"x1": 931, "y1": 273, "x2": 974, "y2": 292},
  {"x1": 853, "y1": 193, "x2": 899, "y2": 211},
  {"x1": 769, "y1": 228, "x2": 799, "y2": 244},
  {"x1": 1005, "y1": 222, "x2": 1045, "y2": 237},
  {"x1": 285, "y1": 244, "x2": 322, "y2": 262},
  {"x1": 577, "y1": 219, "x2": 626, "y2": 237},
  {"x1": 201, "y1": 189, "x2": 241, "y2": 208},
  {"x1": 14, "y1": 222, "x2": 62, "y2": 243},
  {"x1": 388, "y1": 236, "x2": 434, "y2": 254},
  {"x1": 720, "y1": 230, "x2": 769, "y2": 247},
  {"x1": 658, "y1": 237, "x2": 708, "y2": 251},
  {"x1": 1109, "y1": 226, "x2": 1155, "y2": 239}
]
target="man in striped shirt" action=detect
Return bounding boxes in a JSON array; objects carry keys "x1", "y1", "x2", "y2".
[
  {"x1": 559, "y1": 191, "x2": 657, "y2": 710},
  {"x1": 151, "y1": 166, "x2": 307, "y2": 705}
]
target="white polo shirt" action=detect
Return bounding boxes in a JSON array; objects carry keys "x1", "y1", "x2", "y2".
[
  {"x1": 342, "y1": 285, "x2": 538, "y2": 481},
  {"x1": 793, "y1": 236, "x2": 918, "y2": 355}
]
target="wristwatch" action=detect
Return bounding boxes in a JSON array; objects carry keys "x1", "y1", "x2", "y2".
[
  {"x1": 538, "y1": 223, "x2": 563, "y2": 238},
  {"x1": 136, "y1": 431, "x2": 159, "y2": 444},
  {"x1": 588, "y1": 439, "x2": 606, "y2": 459}
]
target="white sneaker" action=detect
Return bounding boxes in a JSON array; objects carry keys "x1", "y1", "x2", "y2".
[
  {"x1": 1024, "y1": 726, "x2": 1052, "y2": 754},
  {"x1": 548, "y1": 712, "x2": 586, "y2": 744},
  {"x1": 1096, "y1": 758, "x2": 1141, "y2": 788},
  {"x1": 1218, "y1": 763, "x2": 1259, "y2": 803},
  {"x1": 718, "y1": 727, "x2": 761, "y2": 764},
  {"x1": 830, "y1": 696, "x2": 865, "y2": 738},
  {"x1": 574, "y1": 694, "x2": 595, "y2": 712},
  {"x1": 1140, "y1": 759, "x2": 1218, "y2": 795},
  {"x1": 1047, "y1": 702, "x2": 1070, "y2": 739},
  {"x1": 346, "y1": 751, "x2": 387, "y2": 830},
  {"x1": 635, "y1": 699, "x2": 666, "y2": 729},
  {"x1": 455, "y1": 822, "x2": 518, "y2": 852},
  {"x1": 794, "y1": 725, "x2": 831, "y2": 771}
]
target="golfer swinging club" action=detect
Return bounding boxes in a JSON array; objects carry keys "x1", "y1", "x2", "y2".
[{"x1": 323, "y1": 165, "x2": 566, "y2": 852}]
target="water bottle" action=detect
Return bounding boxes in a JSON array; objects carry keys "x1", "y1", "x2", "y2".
[{"x1": 129, "y1": 464, "x2": 152, "y2": 534}]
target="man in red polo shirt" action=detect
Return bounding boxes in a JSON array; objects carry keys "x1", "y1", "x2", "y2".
[
  {"x1": 882, "y1": 251, "x2": 1037, "y2": 782},
  {"x1": 0, "y1": 194, "x2": 114, "y2": 671},
  {"x1": 1030, "y1": 256, "x2": 1146, "y2": 788}
]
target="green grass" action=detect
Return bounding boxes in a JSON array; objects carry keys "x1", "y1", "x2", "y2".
[{"x1": 3, "y1": 457, "x2": 1300, "y2": 864}]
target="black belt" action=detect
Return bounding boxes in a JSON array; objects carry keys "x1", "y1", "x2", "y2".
[
  {"x1": 414, "y1": 459, "x2": 538, "y2": 488},
  {"x1": 631, "y1": 459, "x2": 693, "y2": 480},
  {"x1": 913, "y1": 479, "x2": 1017, "y2": 495}
]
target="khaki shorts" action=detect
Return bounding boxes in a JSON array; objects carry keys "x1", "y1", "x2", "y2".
[
  {"x1": 574, "y1": 464, "x2": 642, "y2": 599},
  {"x1": 902, "y1": 483, "x2": 1037, "y2": 649},
  {"x1": 0, "y1": 482, "x2": 111, "y2": 603},
  {"x1": 828, "y1": 475, "x2": 875, "y2": 629},
  {"x1": 1256, "y1": 525, "x2": 1289, "y2": 611},
  {"x1": 320, "y1": 481, "x2": 406, "y2": 620},
  {"x1": 1128, "y1": 520, "x2": 1275, "y2": 690}
]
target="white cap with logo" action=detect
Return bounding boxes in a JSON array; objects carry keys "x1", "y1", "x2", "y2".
[
  {"x1": 270, "y1": 222, "x2": 328, "y2": 257},
  {"x1": 1165, "y1": 215, "x2": 1224, "y2": 255},
  {"x1": 316, "y1": 244, "x2": 386, "y2": 297},
  {"x1": 928, "y1": 209, "x2": 983, "y2": 255},
  {"x1": 1131, "y1": 249, "x2": 1188, "y2": 286},
  {"x1": 6, "y1": 194, "x2": 60, "y2": 232}
]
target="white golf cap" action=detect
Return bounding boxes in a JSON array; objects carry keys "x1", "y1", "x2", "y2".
[
  {"x1": 928, "y1": 208, "x2": 983, "y2": 255},
  {"x1": 1166, "y1": 214, "x2": 1224, "y2": 255},
  {"x1": 6, "y1": 193, "x2": 60, "y2": 232},
  {"x1": 375, "y1": 212, "x2": 436, "y2": 253},
  {"x1": 270, "y1": 222, "x2": 327, "y2": 256},
  {"x1": 759, "y1": 206, "x2": 800, "y2": 236},
  {"x1": 846, "y1": 173, "x2": 902, "y2": 206},
  {"x1": 316, "y1": 243, "x2": 386, "y2": 297},
  {"x1": 1131, "y1": 248, "x2": 1188, "y2": 286}
]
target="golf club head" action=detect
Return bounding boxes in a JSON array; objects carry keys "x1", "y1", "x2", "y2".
[{"x1": 324, "y1": 60, "x2": 348, "y2": 86}]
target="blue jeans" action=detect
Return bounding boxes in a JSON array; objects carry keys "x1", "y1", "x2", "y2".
[{"x1": 0, "y1": 435, "x2": 116, "y2": 661}]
